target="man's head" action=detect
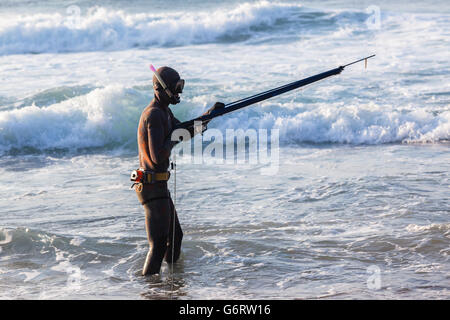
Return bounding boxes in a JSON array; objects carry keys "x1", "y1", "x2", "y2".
[{"x1": 152, "y1": 66, "x2": 184, "y2": 105}]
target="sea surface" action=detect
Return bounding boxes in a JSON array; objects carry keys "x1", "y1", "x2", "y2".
[{"x1": 0, "y1": 0, "x2": 449, "y2": 299}]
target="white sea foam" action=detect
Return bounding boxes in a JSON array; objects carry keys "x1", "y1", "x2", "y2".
[
  {"x1": 0, "y1": 229, "x2": 13, "y2": 253},
  {"x1": 0, "y1": 85, "x2": 448, "y2": 154},
  {"x1": 0, "y1": 229, "x2": 13, "y2": 245},
  {"x1": 406, "y1": 223, "x2": 450, "y2": 234},
  {"x1": 21, "y1": 270, "x2": 40, "y2": 282},
  {"x1": 0, "y1": 85, "x2": 146, "y2": 153},
  {"x1": 0, "y1": 2, "x2": 307, "y2": 55},
  {"x1": 70, "y1": 236, "x2": 85, "y2": 246}
]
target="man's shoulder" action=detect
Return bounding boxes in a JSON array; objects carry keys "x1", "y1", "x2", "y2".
[{"x1": 142, "y1": 103, "x2": 164, "y2": 122}]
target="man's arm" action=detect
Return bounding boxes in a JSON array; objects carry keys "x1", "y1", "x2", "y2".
[{"x1": 176, "y1": 102, "x2": 225, "y2": 138}]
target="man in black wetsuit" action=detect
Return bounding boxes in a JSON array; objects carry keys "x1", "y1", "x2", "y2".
[{"x1": 135, "y1": 66, "x2": 223, "y2": 275}]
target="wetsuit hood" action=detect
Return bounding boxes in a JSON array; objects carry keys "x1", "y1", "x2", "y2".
[{"x1": 153, "y1": 66, "x2": 183, "y2": 105}]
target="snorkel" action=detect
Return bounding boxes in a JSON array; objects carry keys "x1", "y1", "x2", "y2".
[{"x1": 150, "y1": 64, "x2": 184, "y2": 105}]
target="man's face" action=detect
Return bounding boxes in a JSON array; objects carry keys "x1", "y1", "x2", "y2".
[{"x1": 170, "y1": 79, "x2": 184, "y2": 104}]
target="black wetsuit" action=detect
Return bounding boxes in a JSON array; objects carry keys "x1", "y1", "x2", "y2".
[
  {"x1": 136, "y1": 66, "x2": 214, "y2": 275},
  {"x1": 136, "y1": 95, "x2": 183, "y2": 275}
]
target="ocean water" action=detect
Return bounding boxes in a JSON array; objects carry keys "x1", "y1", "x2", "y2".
[{"x1": 0, "y1": 0, "x2": 449, "y2": 299}]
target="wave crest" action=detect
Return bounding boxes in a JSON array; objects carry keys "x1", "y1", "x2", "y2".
[
  {"x1": 0, "y1": 85, "x2": 146, "y2": 154},
  {"x1": 0, "y1": 85, "x2": 448, "y2": 155},
  {"x1": 0, "y1": 2, "x2": 301, "y2": 54},
  {"x1": 0, "y1": 1, "x2": 367, "y2": 55}
]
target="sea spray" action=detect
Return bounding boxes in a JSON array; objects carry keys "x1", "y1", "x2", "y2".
[
  {"x1": 1, "y1": 86, "x2": 448, "y2": 155},
  {"x1": 0, "y1": 2, "x2": 371, "y2": 55}
]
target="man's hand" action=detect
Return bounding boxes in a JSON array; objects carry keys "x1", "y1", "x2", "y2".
[
  {"x1": 204, "y1": 102, "x2": 225, "y2": 116},
  {"x1": 200, "y1": 101, "x2": 225, "y2": 132},
  {"x1": 176, "y1": 102, "x2": 226, "y2": 140}
]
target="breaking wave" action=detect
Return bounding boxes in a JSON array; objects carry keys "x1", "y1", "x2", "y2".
[
  {"x1": 0, "y1": 85, "x2": 448, "y2": 155},
  {"x1": 0, "y1": 85, "x2": 147, "y2": 154},
  {"x1": 0, "y1": 1, "x2": 368, "y2": 55}
]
